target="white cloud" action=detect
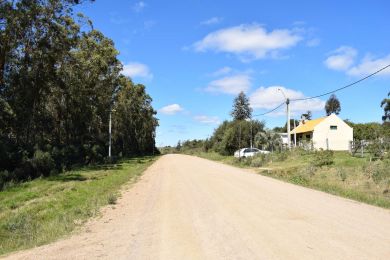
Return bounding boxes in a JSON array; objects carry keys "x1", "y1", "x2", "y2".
[
  {"x1": 201, "y1": 17, "x2": 223, "y2": 26},
  {"x1": 210, "y1": 66, "x2": 233, "y2": 77},
  {"x1": 159, "y1": 104, "x2": 183, "y2": 115},
  {"x1": 324, "y1": 46, "x2": 390, "y2": 77},
  {"x1": 205, "y1": 74, "x2": 251, "y2": 95},
  {"x1": 122, "y1": 62, "x2": 153, "y2": 80},
  {"x1": 193, "y1": 24, "x2": 302, "y2": 61},
  {"x1": 250, "y1": 86, "x2": 325, "y2": 115},
  {"x1": 194, "y1": 115, "x2": 220, "y2": 124},
  {"x1": 347, "y1": 54, "x2": 390, "y2": 76},
  {"x1": 133, "y1": 1, "x2": 146, "y2": 12},
  {"x1": 306, "y1": 38, "x2": 320, "y2": 47},
  {"x1": 324, "y1": 46, "x2": 357, "y2": 71}
]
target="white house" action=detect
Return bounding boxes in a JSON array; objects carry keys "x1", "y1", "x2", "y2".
[{"x1": 290, "y1": 114, "x2": 353, "y2": 151}]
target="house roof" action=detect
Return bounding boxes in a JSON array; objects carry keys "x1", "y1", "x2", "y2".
[{"x1": 291, "y1": 117, "x2": 326, "y2": 134}]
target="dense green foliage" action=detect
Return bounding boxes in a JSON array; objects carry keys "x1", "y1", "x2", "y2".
[
  {"x1": 381, "y1": 92, "x2": 390, "y2": 122},
  {"x1": 311, "y1": 150, "x2": 334, "y2": 167},
  {"x1": 345, "y1": 121, "x2": 390, "y2": 140},
  {"x1": 254, "y1": 129, "x2": 283, "y2": 152},
  {"x1": 0, "y1": 0, "x2": 158, "y2": 188},
  {"x1": 208, "y1": 120, "x2": 265, "y2": 155},
  {"x1": 167, "y1": 120, "x2": 266, "y2": 156},
  {"x1": 325, "y1": 94, "x2": 341, "y2": 116},
  {"x1": 230, "y1": 91, "x2": 252, "y2": 121}
]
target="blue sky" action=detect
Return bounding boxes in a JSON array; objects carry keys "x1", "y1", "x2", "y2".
[{"x1": 75, "y1": 0, "x2": 390, "y2": 146}]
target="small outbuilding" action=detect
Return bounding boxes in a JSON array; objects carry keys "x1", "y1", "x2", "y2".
[{"x1": 290, "y1": 114, "x2": 353, "y2": 151}]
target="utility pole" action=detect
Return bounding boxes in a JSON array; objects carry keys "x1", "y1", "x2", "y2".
[
  {"x1": 109, "y1": 108, "x2": 112, "y2": 158},
  {"x1": 286, "y1": 98, "x2": 291, "y2": 149},
  {"x1": 278, "y1": 88, "x2": 291, "y2": 150},
  {"x1": 293, "y1": 118, "x2": 297, "y2": 147},
  {"x1": 250, "y1": 118, "x2": 253, "y2": 148}
]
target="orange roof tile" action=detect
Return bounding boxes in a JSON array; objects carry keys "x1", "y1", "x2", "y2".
[{"x1": 291, "y1": 117, "x2": 326, "y2": 134}]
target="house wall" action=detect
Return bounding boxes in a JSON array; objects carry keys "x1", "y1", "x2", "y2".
[{"x1": 312, "y1": 114, "x2": 353, "y2": 151}]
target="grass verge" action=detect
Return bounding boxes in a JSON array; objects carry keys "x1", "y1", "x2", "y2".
[{"x1": 0, "y1": 156, "x2": 157, "y2": 256}]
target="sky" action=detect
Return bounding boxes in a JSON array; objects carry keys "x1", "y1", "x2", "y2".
[{"x1": 75, "y1": 0, "x2": 390, "y2": 147}]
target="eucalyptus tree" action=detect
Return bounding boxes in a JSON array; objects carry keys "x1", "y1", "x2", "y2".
[
  {"x1": 325, "y1": 94, "x2": 341, "y2": 116},
  {"x1": 231, "y1": 91, "x2": 252, "y2": 121},
  {"x1": 0, "y1": 0, "x2": 159, "y2": 185},
  {"x1": 381, "y1": 92, "x2": 390, "y2": 122},
  {"x1": 113, "y1": 77, "x2": 158, "y2": 156}
]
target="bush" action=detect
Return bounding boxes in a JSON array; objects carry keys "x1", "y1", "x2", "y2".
[
  {"x1": 367, "y1": 139, "x2": 386, "y2": 159},
  {"x1": 84, "y1": 144, "x2": 105, "y2": 164},
  {"x1": 337, "y1": 168, "x2": 347, "y2": 182},
  {"x1": 312, "y1": 150, "x2": 334, "y2": 167},
  {"x1": 14, "y1": 160, "x2": 36, "y2": 180},
  {"x1": 273, "y1": 151, "x2": 288, "y2": 162},
  {"x1": 372, "y1": 161, "x2": 390, "y2": 184},
  {"x1": 0, "y1": 170, "x2": 12, "y2": 190},
  {"x1": 289, "y1": 175, "x2": 309, "y2": 185},
  {"x1": 107, "y1": 193, "x2": 117, "y2": 205},
  {"x1": 250, "y1": 156, "x2": 264, "y2": 167},
  {"x1": 301, "y1": 165, "x2": 316, "y2": 177},
  {"x1": 31, "y1": 150, "x2": 55, "y2": 177}
]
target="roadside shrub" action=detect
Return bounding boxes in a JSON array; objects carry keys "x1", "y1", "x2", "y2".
[
  {"x1": 239, "y1": 156, "x2": 252, "y2": 166},
  {"x1": 273, "y1": 151, "x2": 288, "y2": 162},
  {"x1": 107, "y1": 193, "x2": 117, "y2": 205},
  {"x1": 363, "y1": 162, "x2": 377, "y2": 180},
  {"x1": 312, "y1": 150, "x2": 334, "y2": 167},
  {"x1": 372, "y1": 161, "x2": 390, "y2": 184},
  {"x1": 250, "y1": 155, "x2": 265, "y2": 167},
  {"x1": 301, "y1": 165, "x2": 316, "y2": 177},
  {"x1": 367, "y1": 139, "x2": 385, "y2": 159},
  {"x1": 289, "y1": 175, "x2": 309, "y2": 186},
  {"x1": 14, "y1": 160, "x2": 36, "y2": 180},
  {"x1": 31, "y1": 150, "x2": 55, "y2": 177},
  {"x1": 337, "y1": 168, "x2": 347, "y2": 182},
  {"x1": 84, "y1": 144, "x2": 105, "y2": 164},
  {"x1": 0, "y1": 170, "x2": 12, "y2": 190}
]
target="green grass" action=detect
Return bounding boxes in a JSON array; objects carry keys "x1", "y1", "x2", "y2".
[
  {"x1": 0, "y1": 156, "x2": 157, "y2": 256},
  {"x1": 190, "y1": 150, "x2": 390, "y2": 209}
]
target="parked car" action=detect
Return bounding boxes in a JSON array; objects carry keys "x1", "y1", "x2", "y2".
[{"x1": 234, "y1": 148, "x2": 270, "y2": 158}]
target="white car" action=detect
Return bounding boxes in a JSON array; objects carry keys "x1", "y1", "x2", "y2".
[{"x1": 234, "y1": 148, "x2": 270, "y2": 158}]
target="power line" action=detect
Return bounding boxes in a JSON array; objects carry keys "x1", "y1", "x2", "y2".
[
  {"x1": 291, "y1": 64, "x2": 390, "y2": 102},
  {"x1": 252, "y1": 63, "x2": 390, "y2": 117},
  {"x1": 252, "y1": 102, "x2": 285, "y2": 117}
]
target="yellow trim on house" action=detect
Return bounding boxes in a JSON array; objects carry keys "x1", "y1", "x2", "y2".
[{"x1": 291, "y1": 117, "x2": 326, "y2": 134}]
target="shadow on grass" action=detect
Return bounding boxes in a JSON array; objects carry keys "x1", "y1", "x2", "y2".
[
  {"x1": 48, "y1": 173, "x2": 87, "y2": 182},
  {"x1": 86, "y1": 164, "x2": 124, "y2": 171}
]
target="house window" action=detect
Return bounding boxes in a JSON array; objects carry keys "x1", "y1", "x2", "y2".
[
  {"x1": 330, "y1": 125, "x2": 337, "y2": 130},
  {"x1": 306, "y1": 134, "x2": 311, "y2": 139}
]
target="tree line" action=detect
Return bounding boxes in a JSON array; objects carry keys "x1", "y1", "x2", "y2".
[
  {"x1": 174, "y1": 90, "x2": 390, "y2": 156},
  {"x1": 0, "y1": 0, "x2": 158, "y2": 188}
]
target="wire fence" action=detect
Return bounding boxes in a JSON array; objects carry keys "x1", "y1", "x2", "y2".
[{"x1": 349, "y1": 139, "x2": 390, "y2": 160}]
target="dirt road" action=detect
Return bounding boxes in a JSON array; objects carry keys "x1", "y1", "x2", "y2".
[{"x1": 5, "y1": 154, "x2": 390, "y2": 259}]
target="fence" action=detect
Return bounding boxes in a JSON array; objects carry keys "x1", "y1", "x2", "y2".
[{"x1": 349, "y1": 139, "x2": 390, "y2": 159}]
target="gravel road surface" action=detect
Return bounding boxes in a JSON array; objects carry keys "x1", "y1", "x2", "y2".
[{"x1": 5, "y1": 154, "x2": 390, "y2": 259}]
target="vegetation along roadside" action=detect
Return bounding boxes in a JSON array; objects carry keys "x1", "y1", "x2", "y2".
[{"x1": 0, "y1": 156, "x2": 157, "y2": 256}]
